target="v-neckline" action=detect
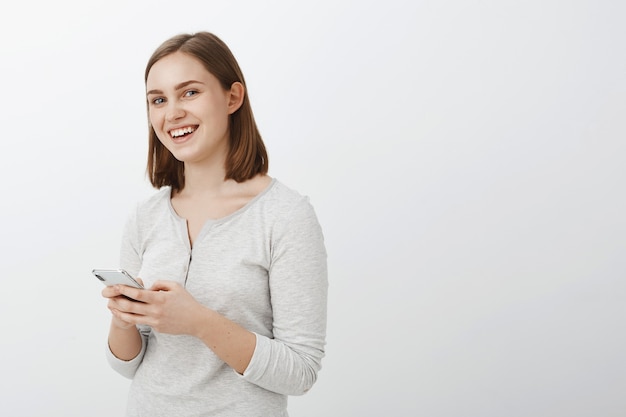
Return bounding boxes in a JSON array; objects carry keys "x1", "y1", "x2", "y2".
[{"x1": 166, "y1": 178, "x2": 277, "y2": 249}]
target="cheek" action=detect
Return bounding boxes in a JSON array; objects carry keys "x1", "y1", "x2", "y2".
[
  {"x1": 148, "y1": 109, "x2": 160, "y2": 128},
  {"x1": 148, "y1": 111, "x2": 168, "y2": 140}
]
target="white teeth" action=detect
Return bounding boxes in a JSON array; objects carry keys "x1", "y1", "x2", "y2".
[{"x1": 170, "y1": 126, "x2": 196, "y2": 138}]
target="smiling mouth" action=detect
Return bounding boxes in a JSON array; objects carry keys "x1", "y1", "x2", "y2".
[{"x1": 169, "y1": 125, "x2": 198, "y2": 139}]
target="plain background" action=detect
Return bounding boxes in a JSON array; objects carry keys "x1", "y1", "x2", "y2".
[{"x1": 1, "y1": 0, "x2": 624, "y2": 416}]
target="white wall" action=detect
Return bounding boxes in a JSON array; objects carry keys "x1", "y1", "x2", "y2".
[{"x1": 1, "y1": 1, "x2": 624, "y2": 416}]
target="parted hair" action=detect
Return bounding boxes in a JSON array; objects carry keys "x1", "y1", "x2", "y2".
[{"x1": 145, "y1": 32, "x2": 268, "y2": 191}]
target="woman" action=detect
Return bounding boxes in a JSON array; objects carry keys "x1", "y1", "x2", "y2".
[{"x1": 102, "y1": 32, "x2": 328, "y2": 417}]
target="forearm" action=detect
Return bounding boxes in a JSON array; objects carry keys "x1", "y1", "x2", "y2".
[
  {"x1": 108, "y1": 321, "x2": 143, "y2": 361},
  {"x1": 193, "y1": 306, "x2": 256, "y2": 374}
]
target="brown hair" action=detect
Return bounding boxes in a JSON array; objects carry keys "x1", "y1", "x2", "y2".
[{"x1": 144, "y1": 32, "x2": 268, "y2": 191}]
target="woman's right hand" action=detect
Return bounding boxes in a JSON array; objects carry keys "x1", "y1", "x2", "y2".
[{"x1": 102, "y1": 278, "x2": 145, "y2": 330}]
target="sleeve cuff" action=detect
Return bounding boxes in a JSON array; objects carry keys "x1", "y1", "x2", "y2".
[
  {"x1": 105, "y1": 336, "x2": 147, "y2": 379},
  {"x1": 234, "y1": 332, "x2": 269, "y2": 382}
]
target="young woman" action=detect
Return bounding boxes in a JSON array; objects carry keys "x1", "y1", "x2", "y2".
[{"x1": 101, "y1": 32, "x2": 328, "y2": 417}]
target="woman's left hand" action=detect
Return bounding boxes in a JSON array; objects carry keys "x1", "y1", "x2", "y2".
[
  {"x1": 111, "y1": 280, "x2": 206, "y2": 336},
  {"x1": 113, "y1": 280, "x2": 255, "y2": 374}
]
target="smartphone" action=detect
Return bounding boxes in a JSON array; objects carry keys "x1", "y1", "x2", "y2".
[{"x1": 92, "y1": 269, "x2": 144, "y2": 289}]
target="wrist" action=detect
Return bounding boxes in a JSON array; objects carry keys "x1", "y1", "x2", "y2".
[
  {"x1": 111, "y1": 317, "x2": 137, "y2": 331},
  {"x1": 191, "y1": 305, "x2": 216, "y2": 341}
]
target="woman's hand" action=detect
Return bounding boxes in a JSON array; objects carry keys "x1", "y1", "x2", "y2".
[
  {"x1": 108, "y1": 279, "x2": 255, "y2": 374},
  {"x1": 107, "y1": 280, "x2": 206, "y2": 336},
  {"x1": 102, "y1": 278, "x2": 145, "y2": 330}
]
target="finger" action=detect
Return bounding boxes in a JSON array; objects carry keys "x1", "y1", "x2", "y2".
[
  {"x1": 108, "y1": 297, "x2": 130, "y2": 313},
  {"x1": 111, "y1": 308, "x2": 142, "y2": 325},
  {"x1": 109, "y1": 295, "x2": 148, "y2": 315},
  {"x1": 117, "y1": 285, "x2": 150, "y2": 303},
  {"x1": 101, "y1": 285, "x2": 122, "y2": 298},
  {"x1": 150, "y1": 280, "x2": 179, "y2": 291},
  {"x1": 136, "y1": 277, "x2": 144, "y2": 287}
]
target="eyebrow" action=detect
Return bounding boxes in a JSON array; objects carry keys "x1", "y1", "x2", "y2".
[{"x1": 146, "y1": 80, "x2": 205, "y2": 96}]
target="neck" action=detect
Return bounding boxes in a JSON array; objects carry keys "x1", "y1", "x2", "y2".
[{"x1": 180, "y1": 158, "x2": 231, "y2": 197}]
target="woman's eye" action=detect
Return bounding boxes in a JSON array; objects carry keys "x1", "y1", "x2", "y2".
[
  {"x1": 151, "y1": 97, "x2": 165, "y2": 105},
  {"x1": 184, "y1": 90, "x2": 198, "y2": 97}
]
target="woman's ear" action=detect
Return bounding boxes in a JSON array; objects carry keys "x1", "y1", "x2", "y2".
[{"x1": 227, "y1": 82, "x2": 245, "y2": 114}]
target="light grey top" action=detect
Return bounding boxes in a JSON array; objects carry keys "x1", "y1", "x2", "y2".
[{"x1": 106, "y1": 179, "x2": 328, "y2": 417}]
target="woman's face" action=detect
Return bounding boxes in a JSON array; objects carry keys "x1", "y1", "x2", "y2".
[{"x1": 146, "y1": 52, "x2": 236, "y2": 166}]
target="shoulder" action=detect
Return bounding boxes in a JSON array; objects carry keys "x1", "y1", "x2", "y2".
[
  {"x1": 125, "y1": 187, "x2": 171, "y2": 228},
  {"x1": 135, "y1": 187, "x2": 171, "y2": 213},
  {"x1": 236, "y1": 178, "x2": 320, "y2": 229},
  {"x1": 258, "y1": 179, "x2": 314, "y2": 215},
  {"x1": 258, "y1": 179, "x2": 323, "y2": 235},
  {"x1": 261, "y1": 181, "x2": 326, "y2": 261}
]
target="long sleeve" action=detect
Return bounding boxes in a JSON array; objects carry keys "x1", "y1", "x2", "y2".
[
  {"x1": 105, "y1": 204, "x2": 150, "y2": 379},
  {"x1": 241, "y1": 197, "x2": 328, "y2": 395}
]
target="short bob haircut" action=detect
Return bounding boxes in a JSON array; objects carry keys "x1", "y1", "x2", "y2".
[{"x1": 144, "y1": 32, "x2": 268, "y2": 191}]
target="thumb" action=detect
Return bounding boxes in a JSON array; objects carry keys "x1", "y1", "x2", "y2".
[{"x1": 135, "y1": 277, "x2": 144, "y2": 287}]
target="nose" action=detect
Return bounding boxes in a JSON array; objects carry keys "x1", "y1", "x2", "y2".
[{"x1": 166, "y1": 102, "x2": 185, "y2": 122}]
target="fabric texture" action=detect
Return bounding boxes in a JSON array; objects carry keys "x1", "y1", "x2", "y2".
[{"x1": 106, "y1": 179, "x2": 328, "y2": 417}]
